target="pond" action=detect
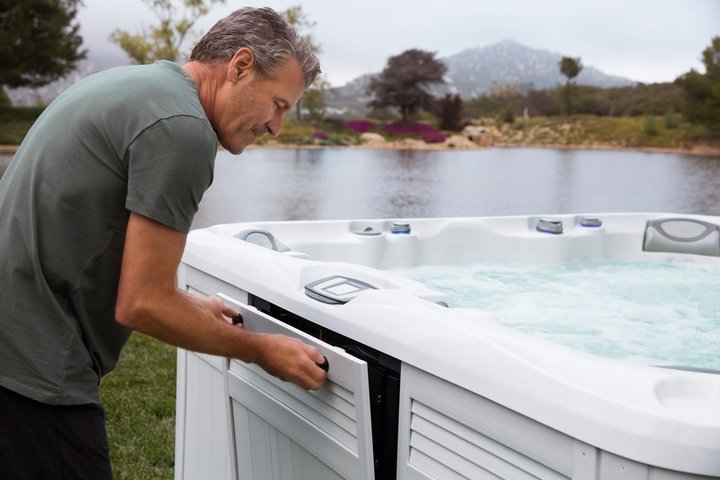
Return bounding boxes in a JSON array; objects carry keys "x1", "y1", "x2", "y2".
[
  {"x1": 191, "y1": 147, "x2": 720, "y2": 228},
  {"x1": 2, "y1": 147, "x2": 719, "y2": 228}
]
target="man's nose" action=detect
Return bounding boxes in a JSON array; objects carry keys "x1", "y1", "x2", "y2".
[{"x1": 266, "y1": 114, "x2": 283, "y2": 137}]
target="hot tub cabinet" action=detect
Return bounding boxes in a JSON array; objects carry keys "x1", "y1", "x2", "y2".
[{"x1": 174, "y1": 213, "x2": 720, "y2": 480}]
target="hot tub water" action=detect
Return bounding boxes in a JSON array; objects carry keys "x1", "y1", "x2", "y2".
[{"x1": 393, "y1": 260, "x2": 720, "y2": 371}]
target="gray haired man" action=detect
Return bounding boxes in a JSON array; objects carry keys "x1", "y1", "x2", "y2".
[{"x1": 0, "y1": 7, "x2": 325, "y2": 478}]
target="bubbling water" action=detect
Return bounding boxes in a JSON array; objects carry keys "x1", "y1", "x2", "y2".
[{"x1": 392, "y1": 260, "x2": 720, "y2": 370}]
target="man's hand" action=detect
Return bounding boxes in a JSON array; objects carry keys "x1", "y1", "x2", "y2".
[
  {"x1": 254, "y1": 333, "x2": 327, "y2": 390},
  {"x1": 188, "y1": 294, "x2": 327, "y2": 389}
]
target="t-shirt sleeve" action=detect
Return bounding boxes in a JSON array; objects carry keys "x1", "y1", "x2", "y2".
[{"x1": 124, "y1": 115, "x2": 216, "y2": 233}]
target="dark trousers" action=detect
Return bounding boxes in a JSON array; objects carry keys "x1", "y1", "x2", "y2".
[{"x1": 0, "y1": 385, "x2": 112, "y2": 480}]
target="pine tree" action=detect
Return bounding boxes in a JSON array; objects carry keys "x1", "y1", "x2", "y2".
[
  {"x1": 0, "y1": 0, "x2": 86, "y2": 90},
  {"x1": 675, "y1": 36, "x2": 720, "y2": 133}
]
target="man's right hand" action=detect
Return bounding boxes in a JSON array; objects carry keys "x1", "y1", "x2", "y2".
[{"x1": 253, "y1": 333, "x2": 327, "y2": 390}]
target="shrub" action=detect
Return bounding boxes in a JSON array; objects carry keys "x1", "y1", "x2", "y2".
[
  {"x1": 437, "y1": 94, "x2": 465, "y2": 131},
  {"x1": 312, "y1": 130, "x2": 330, "y2": 140},
  {"x1": 664, "y1": 110, "x2": 680, "y2": 129},
  {"x1": 0, "y1": 88, "x2": 11, "y2": 108},
  {"x1": 322, "y1": 116, "x2": 346, "y2": 128},
  {"x1": 383, "y1": 121, "x2": 446, "y2": 143},
  {"x1": 421, "y1": 130, "x2": 446, "y2": 143},
  {"x1": 643, "y1": 116, "x2": 659, "y2": 136},
  {"x1": 345, "y1": 119, "x2": 374, "y2": 134}
]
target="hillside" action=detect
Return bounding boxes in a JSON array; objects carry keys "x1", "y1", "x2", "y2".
[
  {"x1": 6, "y1": 50, "x2": 128, "y2": 107},
  {"x1": 8, "y1": 39, "x2": 636, "y2": 111},
  {"x1": 329, "y1": 39, "x2": 636, "y2": 115}
]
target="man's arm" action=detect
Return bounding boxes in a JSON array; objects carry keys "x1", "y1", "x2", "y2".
[{"x1": 115, "y1": 212, "x2": 326, "y2": 389}]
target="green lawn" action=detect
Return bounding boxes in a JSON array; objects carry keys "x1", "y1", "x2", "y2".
[
  {"x1": 0, "y1": 107, "x2": 44, "y2": 144},
  {"x1": 100, "y1": 334, "x2": 177, "y2": 480},
  {"x1": 497, "y1": 114, "x2": 719, "y2": 150}
]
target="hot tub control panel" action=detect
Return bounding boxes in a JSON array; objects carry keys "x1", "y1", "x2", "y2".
[{"x1": 305, "y1": 275, "x2": 377, "y2": 304}]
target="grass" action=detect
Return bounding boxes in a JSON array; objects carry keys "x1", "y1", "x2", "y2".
[
  {"x1": 255, "y1": 118, "x2": 361, "y2": 146},
  {"x1": 496, "y1": 115, "x2": 720, "y2": 150},
  {"x1": 0, "y1": 106, "x2": 44, "y2": 144},
  {"x1": 100, "y1": 334, "x2": 177, "y2": 480}
]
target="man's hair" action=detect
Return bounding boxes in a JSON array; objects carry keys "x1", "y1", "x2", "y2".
[{"x1": 190, "y1": 7, "x2": 320, "y2": 87}]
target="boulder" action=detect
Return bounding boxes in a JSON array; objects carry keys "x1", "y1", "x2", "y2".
[
  {"x1": 359, "y1": 132, "x2": 386, "y2": 144},
  {"x1": 462, "y1": 125, "x2": 487, "y2": 141},
  {"x1": 444, "y1": 134, "x2": 478, "y2": 149}
]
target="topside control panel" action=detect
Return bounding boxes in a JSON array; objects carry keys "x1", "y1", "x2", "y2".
[{"x1": 304, "y1": 276, "x2": 377, "y2": 304}]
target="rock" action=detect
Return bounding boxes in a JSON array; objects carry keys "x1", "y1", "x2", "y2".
[
  {"x1": 397, "y1": 138, "x2": 426, "y2": 149},
  {"x1": 359, "y1": 132, "x2": 386, "y2": 144},
  {"x1": 444, "y1": 134, "x2": 478, "y2": 149},
  {"x1": 462, "y1": 125, "x2": 486, "y2": 140}
]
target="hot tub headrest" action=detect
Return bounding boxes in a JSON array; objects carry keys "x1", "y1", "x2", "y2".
[
  {"x1": 234, "y1": 229, "x2": 290, "y2": 252},
  {"x1": 643, "y1": 218, "x2": 720, "y2": 256}
]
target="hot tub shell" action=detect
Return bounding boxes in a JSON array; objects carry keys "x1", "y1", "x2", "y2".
[{"x1": 174, "y1": 213, "x2": 720, "y2": 480}]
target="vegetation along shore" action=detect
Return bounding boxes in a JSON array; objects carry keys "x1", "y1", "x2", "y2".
[{"x1": 2, "y1": 111, "x2": 719, "y2": 156}]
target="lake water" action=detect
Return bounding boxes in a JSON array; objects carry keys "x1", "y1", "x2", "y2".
[
  {"x1": 192, "y1": 147, "x2": 720, "y2": 228},
  {"x1": 2, "y1": 147, "x2": 719, "y2": 227}
]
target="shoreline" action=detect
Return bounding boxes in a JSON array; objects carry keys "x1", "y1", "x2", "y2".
[
  {"x1": 244, "y1": 141, "x2": 720, "y2": 156},
  {"x1": 2, "y1": 142, "x2": 719, "y2": 156}
]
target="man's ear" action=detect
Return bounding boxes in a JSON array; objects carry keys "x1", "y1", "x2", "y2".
[{"x1": 227, "y1": 48, "x2": 255, "y2": 83}]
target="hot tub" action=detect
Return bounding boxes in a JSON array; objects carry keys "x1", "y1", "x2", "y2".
[{"x1": 174, "y1": 213, "x2": 720, "y2": 480}]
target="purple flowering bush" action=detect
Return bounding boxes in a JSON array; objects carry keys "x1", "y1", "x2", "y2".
[
  {"x1": 420, "y1": 130, "x2": 447, "y2": 143},
  {"x1": 383, "y1": 121, "x2": 446, "y2": 143},
  {"x1": 312, "y1": 130, "x2": 330, "y2": 141},
  {"x1": 345, "y1": 119, "x2": 375, "y2": 134}
]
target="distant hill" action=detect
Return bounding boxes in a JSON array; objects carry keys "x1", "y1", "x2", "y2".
[
  {"x1": 7, "y1": 50, "x2": 129, "y2": 107},
  {"x1": 328, "y1": 39, "x2": 636, "y2": 116},
  {"x1": 8, "y1": 39, "x2": 636, "y2": 113}
]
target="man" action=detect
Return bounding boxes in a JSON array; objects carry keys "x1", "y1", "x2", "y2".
[{"x1": 0, "y1": 7, "x2": 326, "y2": 479}]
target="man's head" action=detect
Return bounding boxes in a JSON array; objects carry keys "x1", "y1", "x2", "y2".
[
  {"x1": 190, "y1": 7, "x2": 320, "y2": 87},
  {"x1": 189, "y1": 7, "x2": 321, "y2": 153}
]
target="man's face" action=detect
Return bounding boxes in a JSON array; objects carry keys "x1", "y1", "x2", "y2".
[{"x1": 213, "y1": 57, "x2": 306, "y2": 154}]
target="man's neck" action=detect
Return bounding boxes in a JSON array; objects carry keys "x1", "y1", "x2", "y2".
[{"x1": 183, "y1": 61, "x2": 224, "y2": 122}]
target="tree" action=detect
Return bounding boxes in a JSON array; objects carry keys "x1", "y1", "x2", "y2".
[
  {"x1": 367, "y1": 49, "x2": 447, "y2": 123},
  {"x1": 282, "y1": 5, "x2": 321, "y2": 56},
  {"x1": 110, "y1": 0, "x2": 224, "y2": 64},
  {"x1": 491, "y1": 81, "x2": 521, "y2": 123},
  {"x1": 675, "y1": 36, "x2": 720, "y2": 133},
  {"x1": 437, "y1": 94, "x2": 464, "y2": 131},
  {"x1": 281, "y1": 5, "x2": 322, "y2": 121},
  {"x1": 302, "y1": 76, "x2": 330, "y2": 125},
  {"x1": 0, "y1": 0, "x2": 86, "y2": 93},
  {"x1": 559, "y1": 56, "x2": 583, "y2": 115}
]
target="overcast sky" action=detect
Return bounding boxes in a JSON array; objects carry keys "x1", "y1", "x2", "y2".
[{"x1": 77, "y1": 0, "x2": 719, "y2": 87}]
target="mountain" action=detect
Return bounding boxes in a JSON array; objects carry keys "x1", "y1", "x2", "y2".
[
  {"x1": 7, "y1": 49, "x2": 129, "y2": 107},
  {"x1": 328, "y1": 39, "x2": 636, "y2": 115},
  {"x1": 443, "y1": 39, "x2": 634, "y2": 96},
  {"x1": 9, "y1": 40, "x2": 636, "y2": 112}
]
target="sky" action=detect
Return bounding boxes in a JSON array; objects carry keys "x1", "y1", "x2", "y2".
[{"x1": 77, "y1": 0, "x2": 720, "y2": 88}]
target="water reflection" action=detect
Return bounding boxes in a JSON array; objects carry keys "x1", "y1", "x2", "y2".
[
  {"x1": 192, "y1": 147, "x2": 720, "y2": 228},
  {"x1": 2, "y1": 148, "x2": 720, "y2": 230},
  {"x1": 677, "y1": 154, "x2": 720, "y2": 213}
]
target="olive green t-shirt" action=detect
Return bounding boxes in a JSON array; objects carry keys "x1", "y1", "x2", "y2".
[{"x1": 0, "y1": 61, "x2": 217, "y2": 405}]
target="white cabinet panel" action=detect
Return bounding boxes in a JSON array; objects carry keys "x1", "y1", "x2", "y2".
[{"x1": 220, "y1": 298, "x2": 375, "y2": 480}]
